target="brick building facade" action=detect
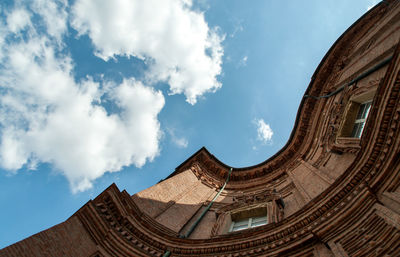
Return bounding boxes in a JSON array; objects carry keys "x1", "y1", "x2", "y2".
[{"x1": 1, "y1": 1, "x2": 400, "y2": 256}]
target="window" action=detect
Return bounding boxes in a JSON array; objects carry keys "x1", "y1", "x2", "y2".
[
  {"x1": 350, "y1": 101, "x2": 372, "y2": 138},
  {"x1": 230, "y1": 215, "x2": 268, "y2": 232},
  {"x1": 339, "y1": 90, "x2": 374, "y2": 139}
]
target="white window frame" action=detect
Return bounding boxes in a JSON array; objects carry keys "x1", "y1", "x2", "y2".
[
  {"x1": 229, "y1": 215, "x2": 268, "y2": 232},
  {"x1": 350, "y1": 101, "x2": 372, "y2": 138}
]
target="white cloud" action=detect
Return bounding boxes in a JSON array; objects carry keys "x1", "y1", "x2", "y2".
[
  {"x1": 238, "y1": 55, "x2": 248, "y2": 67},
  {"x1": 255, "y1": 119, "x2": 273, "y2": 144},
  {"x1": 0, "y1": 2, "x2": 165, "y2": 193},
  {"x1": 71, "y1": 0, "x2": 224, "y2": 104},
  {"x1": 167, "y1": 128, "x2": 188, "y2": 148},
  {"x1": 229, "y1": 23, "x2": 243, "y2": 38},
  {"x1": 31, "y1": 0, "x2": 68, "y2": 43},
  {"x1": 1, "y1": 0, "x2": 225, "y2": 192},
  {"x1": 6, "y1": 8, "x2": 32, "y2": 33},
  {"x1": 176, "y1": 138, "x2": 188, "y2": 148}
]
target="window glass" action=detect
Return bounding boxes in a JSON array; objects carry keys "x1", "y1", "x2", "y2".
[
  {"x1": 231, "y1": 219, "x2": 249, "y2": 231},
  {"x1": 231, "y1": 224, "x2": 248, "y2": 232},
  {"x1": 251, "y1": 216, "x2": 267, "y2": 227},
  {"x1": 351, "y1": 101, "x2": 372, "y2": 138},
  {"x1": 230, "y1": 215, "x2": 268, "y2": 232}
]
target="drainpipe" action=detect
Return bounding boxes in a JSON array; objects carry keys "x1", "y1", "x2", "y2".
[
  {"x1": 304, "y1": 56, "x2": 392, "y2": 100},
  {"x1": 162, "y1": 250, "x2": 171, "y2": 257},
  {"x1": 162, "y1": 168, "x2": 233, "y2": 257}
]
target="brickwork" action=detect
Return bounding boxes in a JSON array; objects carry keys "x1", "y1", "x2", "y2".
[{"x1": 0, "y1": 216, "x2": 97, "y2": 257}]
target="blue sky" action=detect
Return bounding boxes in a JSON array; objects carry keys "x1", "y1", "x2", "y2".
[{"x1": 0, "y1": 0, "x2": 380, "y2": 249}]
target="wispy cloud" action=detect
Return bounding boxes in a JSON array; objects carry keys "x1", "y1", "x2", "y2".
[
  {"x1": 230, "y1": 23, "x2": 243, "y2": 38},
  {"x1": 238, "y1": 55, "x2": 248, "y2": 67},
  {"x1": 167, "y1": 128, "x2": 188, "y2": 148},
  {"x1": 174, "y1": 137, "x2": 189, "y2": 148},
  {"x1": 254, "y1": 119, "x2": 273, "y2": 144}
]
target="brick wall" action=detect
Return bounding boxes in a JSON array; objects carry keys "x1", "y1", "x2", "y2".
[{"x1": 0, "y1": 216, "x2": 97, "y2": 257}]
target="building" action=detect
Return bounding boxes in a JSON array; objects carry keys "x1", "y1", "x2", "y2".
[{"x1": 1, "y1": 1, "x2": 400, "y2": 256}]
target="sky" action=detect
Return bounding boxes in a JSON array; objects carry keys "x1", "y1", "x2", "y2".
[{"x1": 0, "y1": 0, "x2": 381, "y2": 249}]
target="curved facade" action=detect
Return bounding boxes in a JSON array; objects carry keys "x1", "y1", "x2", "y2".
[{"x1": 2, "y1": 1, "x2": 400, "y2": 256}]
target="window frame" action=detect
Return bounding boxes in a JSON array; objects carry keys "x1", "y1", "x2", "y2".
[
  {"x1": 338, "y1": 89, "x2": 375, "y2": 139},
  {"x1": 229, "y1": 215, "x2": 268, "y2": 232},
  {"x1": 350, "y1": 100, "x2": 372, "y2": 138}
]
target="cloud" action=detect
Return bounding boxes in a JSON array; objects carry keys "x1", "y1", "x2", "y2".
[
  {"x1": 173, "y1": 137, "x2": 189, "y2": 148},
  {"x1": 0, "y1": 0, "x2": 225, "y2": 192},
  {"x1": 6, "y1": 8, "x2": 32, "y2": 33},
  {"x1": 255, "y1": 119, "x2": 273, "y2": 144},
  {"x1": 238, "y1": 55, "x2": 248, "y2": 67},
  {"x1": 0, "y1": 2, "x2": 164, "y2": 193},
  {"x1": 229, "y1": 23, "x2": 243, "y2": 38},
  {"x1": 174, "y1": 137, "x2": 189, "y2": 148},
  {"x1": 167, "y1": 128, "x2": 188, "y2": 148},
  {"x1": 71, "y1": 0, "x2": 224, "y2": 104},
  {"x1": 31, "y1": 0, "x2": 68, "y2": 43}
]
